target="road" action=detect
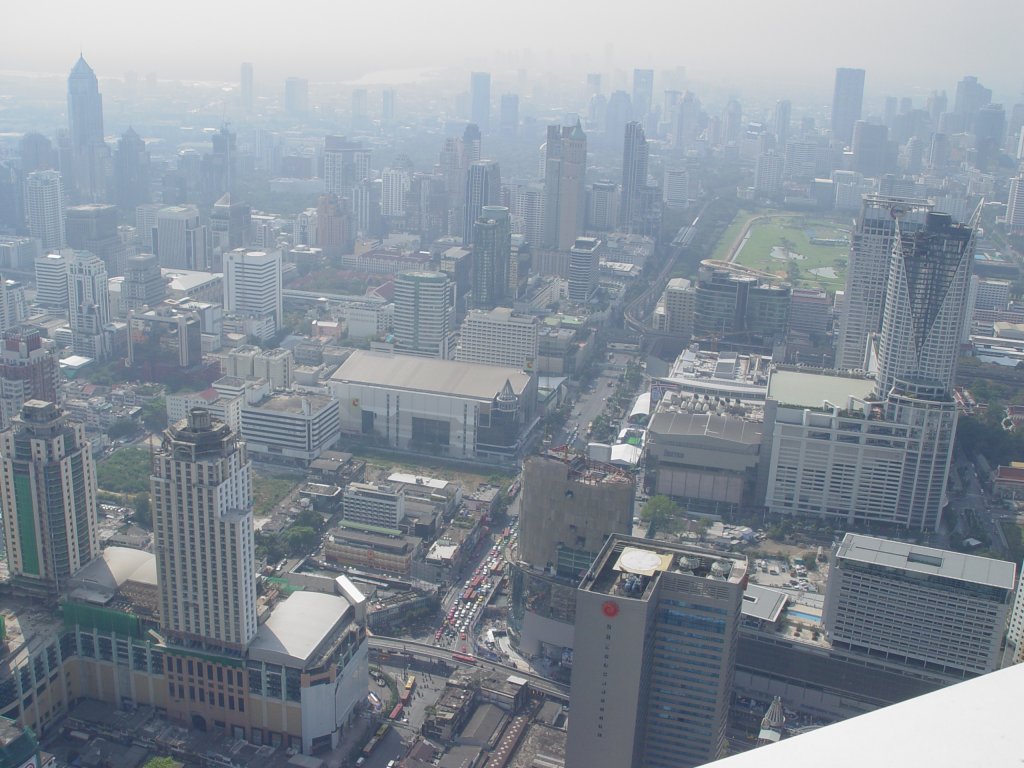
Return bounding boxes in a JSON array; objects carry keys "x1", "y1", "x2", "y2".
[{"x1": 368, "y1": 636, "x2": 570, "y2": 700}]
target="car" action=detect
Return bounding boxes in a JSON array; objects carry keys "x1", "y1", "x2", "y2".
[{"x1": 460, "y1": 631, "x2": 467, "y2": 639}]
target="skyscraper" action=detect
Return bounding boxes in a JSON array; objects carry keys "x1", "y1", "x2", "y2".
[
  {"x1": 0, "y1": 400, "x2": 99, "y2": 598},
  {"x1": 463, "y1": 160, "x2": 501, "y2": 246},
  {"x1": 284, "y1": 77, "x2": 309, "y2": 117},
  {"x1": 67, "y1": 250, "x2": 110, "y2": 359},
  {"x1": 850, "y1": 121, "x2": 889, "y2": 177},
  {"x1": 471, "y1": 205, "x2": 510, "y2": 309},
  {"x1": 240, "y1": 62, "x2": 253, "y2": 112},
  {"x1": 323, "y1": 136, "x2": 371, "y2": 197},
  {"x1": 0, "y1": 329, "x2": 59, "y2": 430},
  {"x1": 67, "y1": 55, "x2": 107, "y2": 201},
  {"x1": 113, "y1": 127, "x2": 151, "y2": 214},
  {"x1": 382, "y1": 88, "x2": 396, "y2": 122},
  {"x1": 470, "y1": 72, "x2": 491, "y2": 132},
  {"x1": 620, "y1": 122, "x2": 649, "y2": 231},
  {"x1": 392, "y1": 271, "x2": 455, "y2": 359},
  {"x1": 33, "y1": 253, "x2": 68, "y2": 309},
  {"x1": 151, "y1": 408, "x2": 257, "y2": 651},
  {"x1": 223, "y1": 249, "x2": 283, "y2": 340},
  {"x1": 568, "y1": 236, "x2": 600, "y2": 303},
  {"x1": 773, "y1": 99, "x2": 792, "y2": 147},
  {"x1": 156, "y1": 205, "x2": 207, "y2": 270},
  {"x1": 66, "y1": 203, "x2": 131, "y2": 276},
  {"x1": 835, "y1": 196, "x2": 932, "y2": 371},
  {"x1": 1007, "y1": 175, "x2": 1024, "y2": 235},
  {"x1": 831, "y1": 67, "x2": 866, "y2": 146},
  {"x1": 566, "y1": 535, "x2": 747, "y2": 768},
  {"x1": 24, "y1": 170, "x2": 66, "y2": 251},
  {"x1": 632, "y1": 68, "x2": 654, "y2": 125},
  {"x1": 500, "y1": 93, "x2": 519, "y2": 135},
  {"x1": 543, "y1": 121, "x2": 587, "y2": 251}
]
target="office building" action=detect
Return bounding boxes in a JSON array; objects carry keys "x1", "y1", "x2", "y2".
[
  {"x1": 0, "y1": 400, "x2": 99, "y2": 598},
  {"x1": 851, "y1": 121, "x2": 889, "y2": 177},
  {"x1": 543, "y1": 121, "x2": 588, "y2": 251},
  {"x1": 114, "y1": 127, "x2": 151, "y2": 214},
  {"x1": 240, "y1": 393, "x2": 341, "y2": 466},
  {"x1": 24, "y1": 170, "x2": 66, "y2": 251},
  {"x1": 773, "y1": 99, "x2": 792, "y2": 147},
  {"x1": 156, "y1": 205, "x2": 208, "y2": 270},
  {"x1": 392, "y1": 271, "x2": 456, "y2": 359},
  {"x1": 620, "y1": 122, "x2": 649, "y2": 231},
  {"x1": 471, "y1": 205, "x2": 510, "y2": 309},
  {"x1": 632, "y1": 69, "x2": 654, "y2": 125},
  {"x1": 499, "y1": 93, "x2": 519, "y2": 135},
  {"x1": 240, "y1": 62, "x2": 253, "y2": 111},
  {"x1": 381, "y1": 167, "x2": 411, "y2": 218},
  {"x1": 224, "y1": 345, "x2": 294, "y2": 390},
  {"x1": 832, "y1": 67, "x2": 865, "y2": 146},
  {"x1": 693, "y1": 262, "x2": 791, "y2": 353},
  {"x1": 0, "y1": 330, "x2": 59, "y2": 429},
  {"x1": 382, "y1": 88, "x2": 395, "y2": 122},
  {"x1": 456, "y1": 307, "x2": 538, "y2": 370},
  {"x1": 211, "y1": 193, "x2": 251, "y2": 252},
  {"x1": 824, "y1": 534, "x2": 1015, "y2": 678},
  {"x1": 566, "y1": 535, "x2": 747, "y2": 768},
  {"x1": 284, "y1": 77, "x2": 308, "y2": 116},
  {"x1": 120, "y1": 253, "x2": 168, "y2": 313},
  {"x1": 67, "y1": 55, "x2": 107, "y2": 201},
  {"x1": 1007, "y1": 175, "x2": 1024, "y2": 235},
  {"x1": 663, "y1": 167, "x2": 692, "y2": 207},
  {"x1": 316, "y1": 193, "x2": 354, "y2": 258},
  {"x1": 33, "y1": 252, "x2": 68, "y2": 309},
  {"x1": 223, "y1": 249, "x2": 283, "y2": 342},
  {"x1": 127, "y1": 304, "x2": 204, "y2": 379},
  {"x1": 0, "y1": 281, "x2": 26, "y2": 336},
  {"x1": 463, "y1": 160, "x2": 501, "y2": 246},
  {"x1": 67, "y1": 250, "x2": 110, "y2": 359},
  {"x1": 835, "y1": 196, "x2": 932, "y2": 371},
  {"x1": 342, "y1": 482, "x2": 406, "y2": 529},
  {"x1": 323, "y1": 136, "x2": 371, "y2": 197},
  {"x1": 66, "y1": 203, "x2": 131, "y2": 276},
  {"x1": 753, "y1": 152, "x2": 784, "y2": 195},
  {"x1": 470, "y1": 71, "x2": 491, "y2": 131},
  {"x1": 151, "y1": 408, "x2": 257, "y2": 650},
  {"x1": 587, "y1": 181, "x2": 618, "y2": 231},
  {"x1": 652, "y1": 277, "x2": 695, "y2": 336},
  {"x1": 568, "y1": 236, "x2": 600, "y2": 303}
]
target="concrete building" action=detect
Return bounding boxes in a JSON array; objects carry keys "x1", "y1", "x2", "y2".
[
  {"x1": 824, "y1": 534, "x2": 1015, "y2": 678},
  {"x1": 566, "y1": 535, "x2": 747, "y2": 768},
  {"x1": 222, "y1": 249, "x2": 282, "y2": 342},
  {"x1": 693, "y1": 261, "x2": 790, "y2": 353},
  {"x1": 567, "y1": 236, "x2": 601, "y2": 304},
  {"x1": 120, "y1": 253, "x2": 168, "y2": 314},
  {"x1": 33, "y1": 252, "x2": 68, "y2": 309},
  {"x1": 0, "y1": 329, "x2": 59, "y2": 429},
  {"x1": 471, "y1": 205, "x2": 510, "y2": 309},
  {"x1": 67, "y1": 250, "x2": 110, "y2": 359},
  {"x1": 342, "y1": 482, "x2": 406, "y2": 529},
  {"x1": 463, "y1": 161, "x2": 501, "y2": 247},
  {"x1": 393, "y1": 271, "x2": 456, "y2": 359},
  {"x1": 330, "y1": 350, "x2": 536, "y2": 463},
  {"x1": 0, "y1": 401, "x2": 98, "y2": 599},
  {"x1": 224, "y1": 345, "x2": 294, "y2": 390},
  {"x1": 24, "y1": 170, "x2": 66, "y2": 251},
  {"x1": 1007, "y1": 174, "x2": 1024, "y2": 235},
  {"x1": 831, "y1": 68, "x2": 865, "y2": 147},
  {"x1": 587, "y1": 181, "x2": 619, "y2": 231},
  {"x1": 156, "y1": 205, "x2": 207, "y2": 270},
  {"x1": 620, "y1": 122, "x2": 649, "y2": 232},
  {"x1": 455, "y1": 307, "x2": 538, "y2": 370},
  {"x1": 240, "y1": 393, "x2": 340, "y2": 465},
  {"x1": 543, "y1": 121, "x2": 587, "y2": 251},
  {"x1": 652, "y1": 277, "x2": 695, "y2": 336}
]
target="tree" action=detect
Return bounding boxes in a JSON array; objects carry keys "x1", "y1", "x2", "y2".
[
  {"x1": 285, "y1": 526, "x2": 318, "y2": 555},
  {"x1": 142, "y1": 398, "x2": 168, "y2": 433},
  {"x1": 143, "y1": 758, "x2": 180, "y2": 768},
  {"x1": 294, "y1": 509, "x2": 325, "y2": 532},
  {"x1": 641, "y1": 495, "x2": 680, "y2": 529},
  {"x1": 802, "y1": 551, "x2": 819, "y2": 572},
  {"x1": 108, "y1": 419, "x2": 139, "y2": 439},
  {"x1": 133, "y1": 493, "x2": 152, "y2": 528}
]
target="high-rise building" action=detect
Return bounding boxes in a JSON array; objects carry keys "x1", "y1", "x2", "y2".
[
  {"x1": 851, "y1": 121, "x2": 889, "y2": 176},
  {"x1": 284, "y1": 77, "x2": 308, "y2": 117},
  {"x1": 620, "y1": 122, "x2": 649, "y2": 231},
  {"x1": 210, "y1": 192, "x2": 251, "y2": 252},
  {"x1": 156, "y1": 205, "x2": 208, "y2": 270},
  {"x1": 588, "y1": 181, "x2": 619, "y2": 231},
  {"x1": 24, "y1": 170, "x2": 66, "y2": 251},
  {"x1": 382, "y1": 88, "x2": 395, "y2": 122},
  {"x1": 18, "y1": 132, "x2": 56, "y2": 173},
  {"x1": 33, "y1": 253, "x2": 68, "y2": 309},
  {"x1": 824, "y1": 534, "x2": 1014, "y2": 678},
  {"x1": 568, "y1": 236, "x2": 601, "y2": 304},
  {"x1": 471, "y1": 205, "x2": 510, "y2": 309},
  {"x1": 351, "y1": 88, "x2": 369, "y2": 131},
  {"x1": 652, "y1": 277, "x2": 695, "y2": 336},
  {"x1": 773, "y1": 99, "x2": 792, "y2": 147},
  {"x1": 67, "y1": 250, "x2": 110, "y2": 359},
  {"x1": 223, "y1": 249, "x2": 283, "y2": 341},
  {"x1": 66, "y1": 203, "x2": 131, "y2": 276},
  {"x1": 0, "y1": 280, "x2": 26, "y2": 334},
  {"x1": 0, "y1": 400, "x2": 99, "y2": 598},
  {"x1": 463, "y1": 160, "x2": 501, "y2": 246},
  {"x1": 316, "y1": 193, "x2": 354, "y2": 258},
  {"x1": 835, "y1": 196, "x2": 932, "y2": 371},
  {"x1": 566, "y1": 534, "x2": 747, "y2": 768},
  {"x1": 543, "y1": 121, "x2": 588, "y2": 251},
  {"x1": 831, "y1": 67, "x2": 865, "y2": 146},
  {"x1": 323, "y1": 136, "x2": 371, "y2": 197},
  {"x1": 632, "y1": 69, "x2": 654, "y2": 125},
  {"x1": 113, "y1": 127, "x2": 150, "y2": 214},
  {"x1": 456, "y1": 307, "x2": 538, "y2": 370},
  {"x1": 470, "y1": 72, "x2": 491, "y2": 131},
  {"x1": 240, "y1": 62, "x2": 253, "y2": 112},
  {"x1": 381, "y1": 167, "x2": 411, "y2": 218},
  {"x1": 1007, "y1": 175, "x2": 1024, "y2": 235},
  {"x1": 953, "y1": 75, "x2": 992, "y2": 122},
  {"x1": 693, "y1": 263, "x2": 791, "y2": 352},
  {"x1": 0, "y1": 329, "x2": 59, "y2": 430},
  {"x1": 499, "y1": 93, "x2": 519, "y2": 135},
  {"x1": 151, "y1": 408, "x2": 257, "y2": 651},
  {"x1": 662, "y1": 167, "x2": 692, "y2": 207},
  {"x1": 392, "y1": 271, "x2": 455, "y2": 359},
  {"x1": 753, "y1": 152, "x2": 784, "y2": 195},
  {"x1": 67, "y1": 55, "x2": 107, "y2": 202},
  {"x1": 120, "y1": 253, "x2": 167, "y2": 314}
]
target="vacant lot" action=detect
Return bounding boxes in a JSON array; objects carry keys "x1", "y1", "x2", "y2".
[{"x1": 253, "y1": 474, "x2": 300, "y2": 517}]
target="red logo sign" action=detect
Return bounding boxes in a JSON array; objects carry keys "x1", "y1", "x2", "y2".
[{"x1": 602, "y1": 601, "x2": 619, "y2": 618}]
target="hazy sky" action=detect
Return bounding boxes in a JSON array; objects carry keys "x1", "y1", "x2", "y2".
[{"x1": 4, "y1": 0, "x2": 1022, "y2": 100}]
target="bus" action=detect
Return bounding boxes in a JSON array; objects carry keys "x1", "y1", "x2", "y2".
[
  {"x1": 389, "y1": 703, "x2": 404, "y2": 720},
  {"x1": 362, "y1": 723, "x2": 391, "y2": 756},
  {"x1": 399, "y1": 674, "x2": 416, "y2": 704},
  {"x1": 452, "y1": 652, "x2": 477, "y2": 665}
]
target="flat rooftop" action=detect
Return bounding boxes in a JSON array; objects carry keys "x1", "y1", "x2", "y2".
[
  {"x1": 648, "y1": 409, "x2": 763, "y2": 444},
  {"x1": 330, "y1": 349, "x2": 532, "y2": 400},
  {"x1": 247, "y1": 393, "x2": 335, "y2": 414},
  {"x1": 248, "y1": 591, "x2": 353, "y2": 666},
  {"x1": 836, "y1": 533, "x2": 1016, "y2": 589},
  {"x1": 388, "y1": 472, "x2": 450, "y2": 490},
  {"x1": 767, "y1": 368, "x2": 876, "y2": 408},
  {"x1": 741, "y1": 584, "x2": 789, "y2": 623}
]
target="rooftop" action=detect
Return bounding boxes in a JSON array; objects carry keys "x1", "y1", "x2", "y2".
[
  {"x1": 767, "y1": 368, "x2": 876, "y2": 408},
  {"x1": 68, "y1": 547, "x2": 158, "y2": 605},
  {"x1": 648, "y1": 409, "x2": 763, "y2": 444},
  {"x1": 741, "y1": 584, "x2": 789, "y2": 623},
  {"x1": 388, "y1": 472, "x2": 450, "y2": 490},
  {"x1": 330, "y1": 350, "x2": 532, "y2": 400},
  {"x1": 248, "y1": 591, "x2": 353, "y2": 666},
  {"x1": 246, "y1": 393, "x2": 336, "y2": 414},
  {"x1": 658, "y1": 348, "x2": 772, "y2": 400},
  {"x1": 836, "y1": 533, "x2": 1016, "y2": 589}
]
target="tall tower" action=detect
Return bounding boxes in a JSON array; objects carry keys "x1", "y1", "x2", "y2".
[
  {"x1": 566, "y1": 535, "x2": 747, "y2": 768},
  {"x1": 67, "y1": 251, "x2": 110, "y2": 360},
  {"x1": 543, "y1": 121, "x2": 588, "y2": 251},
  {"x1": 835, "y1": 196, "x2": 932, "y2": 371},
  {"x1": 284, "y1": 77, "x2": 309, "y2": 117},
  {"x1": 632, "y1": 69, "x2": 654, "y2": 125},
  {"x1": 33, "y1": 253, "x2": 68, "y2": 309},
  {"x1": 832, "y1": 67, "x2": 866, "y2": 147},
  {"x1": 773, "y1": 99, "x2": 792, "y2": 147},
  {"x1": 463, "y1": 160, "x2": 501, "y2": 246},
  {"x1": 114, "y1": 127, "x2": 151, "y2": 215},
  {"x1": 156, "y1": 205, "x2": 207, "y2": 270},
  {"x1": 240, "y1": 62, "x2": 253, "y2": 112},
  {"x1": 470, "y1": 72, "x2": 491, "y2": 132},
  {"x1": 151, "y1": 408, "x2": 257, "y2": 651},
  {"x1": 392, "y1": 271, "x2": 455, "y2": 359},
  {"x1": 223, "y1": 249, "x2": 283, "y2": 339},
  {"x1": 471, "y1": 206, "x2": 510, "y2": 310},
  {"x1": 568, "y1": 236, "x2": 600, "y2": 304},
  {"x1": 620, "y1": 122, "x2": 649, "y2": 231},
  {"x1": 67, "y1": 55, "x2": 106, "y2": 202},
  {"x1": 0, "y1": 400, "x2": 99, "y2": 598},
  {"x1": 24, "y1": 170, "x2": 66, "y2": 251}
]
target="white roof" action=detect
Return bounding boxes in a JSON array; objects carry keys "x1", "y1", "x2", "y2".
[
  {"x1": 388, "y1": 472, "x2": 449, "y2": 490},
  {"x1": 767, "y1": 369, "x2": 876, "y2": 408},
  {"x1": 701, "y1": 663, "x2": 1024, "y2": 767},
  {"x1": 68, "y1": 547, "x2": 158, "y2": 604},
  {"x1": 249, "y1": 591, "x2": 351, "y2": 665}
]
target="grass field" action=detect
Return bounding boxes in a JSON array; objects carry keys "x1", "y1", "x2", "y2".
[
  {"x1": 709, "y1": 210, "x2": 757, "y2": 262},
  {"x1": 253, "y1": 474, "x2": 300, "y2": 517},
  {"x1": 732, "y1": 215, "x2": 850, "y2": 290}
]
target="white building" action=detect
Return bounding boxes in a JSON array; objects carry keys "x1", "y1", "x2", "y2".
[
  {"x1": 24, "y1": 171, "x2": 66, "y2": 252},
  {"x1": 33, "y1": 252, "x2": 68, "y2": 309},
  {"x1": 455, "y1": 307, "x2": 539, "y2": 370},
  {"x1": 663, "y1": 167, "x2": 693, "y2": 206},
  {"x1": 652, "y1": 277, "x2": 695, "y2": 336},
  {"x1": 223, "y1": 345, "x2": 294, "y2": 390},
  {"x1": 1007, "y1": 174, "x2": 1024, "y2": 235},
  {"x1": 381, "y1": 168, "x2": 411, "y2": 218},
  {"x1": 330, "y1": 350, "x2": 536, "y2": 462},
  {"x1": 240, "y1": 393, "x2": 340, "y2": 465},
  {"x1": 392, "y1": 271, "x2": 455, "y2": 359},
  {"x1": 754, "y1": 152, "x2": 784, "y2": 195},
  {"x1": 156, "y1": 205, "x2": 208, "y2": 270},
  {"x1": 568, "y1": 236, "x2": 600, "y2": 303},
  {"x1": 223, "y1": 249, "x2": 283, "y2": 342},
  {"x1": 67, "y1": 250, "x2": 110, "y2": 359},
  {"x1": 823, "y1": 533, "x2": 1015, "y2": 678},
  {"x1": 342, "y1": 482, "x2": 406, "y2": 528}
]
